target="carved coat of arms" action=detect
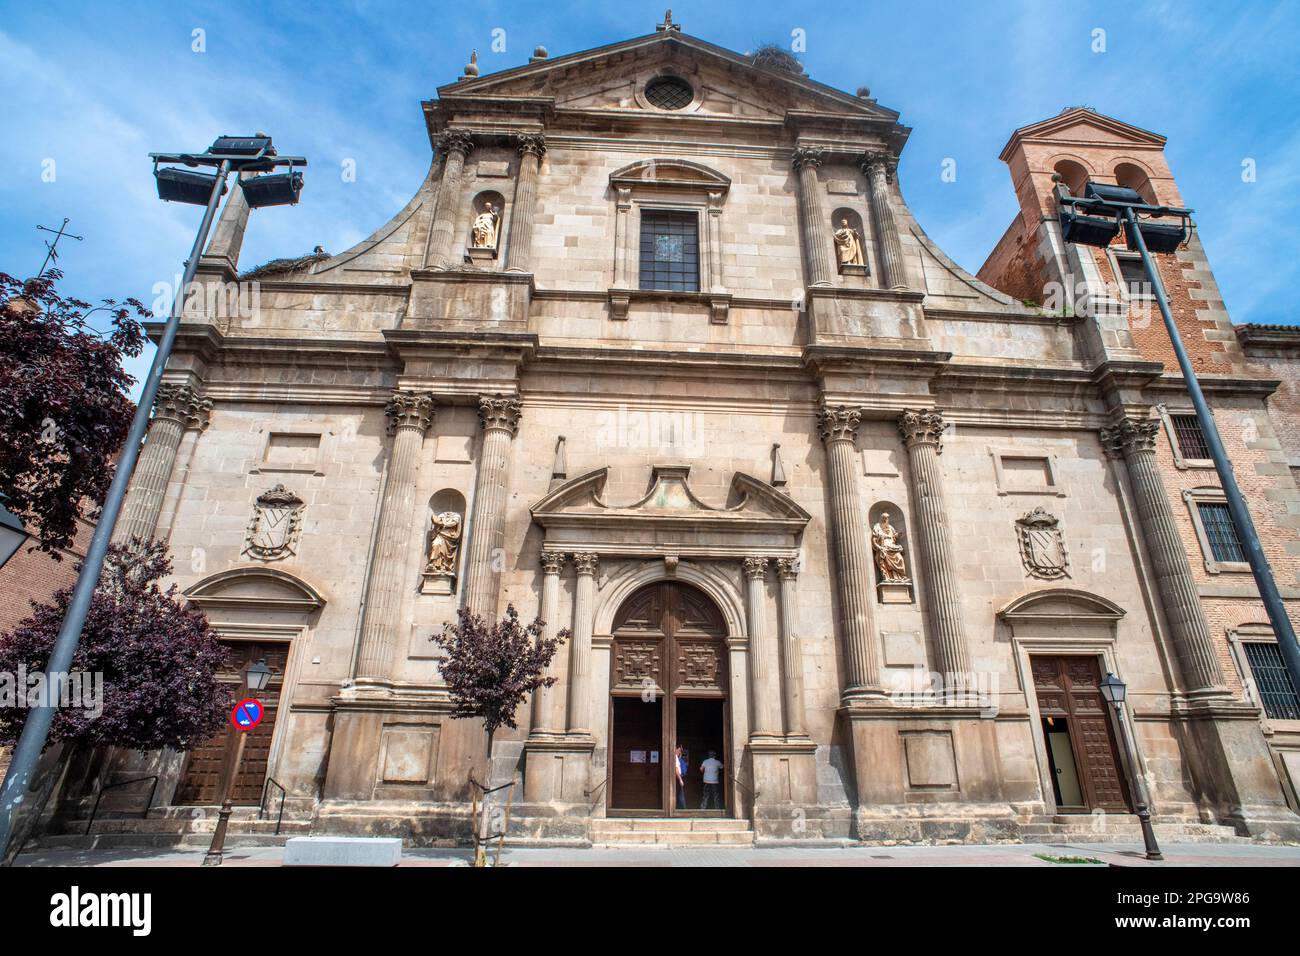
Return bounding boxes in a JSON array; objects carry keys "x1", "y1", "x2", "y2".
[
  {"x1": 1015, "y1": 507, "x2": 1069, "y2": 579},
  {"x1": 244, "y1": 484, "x2": 304, "y2": 561}
]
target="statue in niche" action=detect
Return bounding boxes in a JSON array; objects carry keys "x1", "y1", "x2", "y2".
[
  {"x1": 871, "y1": 513, "x2": 909, "y2": 582},
  {"x1": 834, "y1": 218, "x2": 865, "y2": 267},
  {"x1": 426, "y1": 511, "x2": 463, "y2": 575},
  {"x1": 470, "y1": 202, "x2": 500, "y2": 249}
]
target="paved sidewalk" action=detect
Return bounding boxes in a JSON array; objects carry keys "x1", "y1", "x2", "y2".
[{"x1": 13, "y1": 840, "x2": 1300, "y2": 867}]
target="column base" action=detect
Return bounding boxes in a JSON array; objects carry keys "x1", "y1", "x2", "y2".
[{"x1": 521, "y1": 734, "x2": 595, "y2": 804}]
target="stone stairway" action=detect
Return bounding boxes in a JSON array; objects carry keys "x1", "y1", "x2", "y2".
[
  {"x1": 1018, "y1": 814, "x2": 1247, "y2": 845},
  {"x1": 590, "y1": 817, "x2": 755, "y2": 847},
  {"x1": 35, "y1": 806, "x2": 313, "y2": 851}
]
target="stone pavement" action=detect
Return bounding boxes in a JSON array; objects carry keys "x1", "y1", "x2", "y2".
[{"x1": 13, "y1": 841, "x2": 1300, "y2": 868}]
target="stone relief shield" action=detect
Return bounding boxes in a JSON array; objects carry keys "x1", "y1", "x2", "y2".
[
  {"x1": 1016, "y1": 507, "x2": 1069, "y2": 579},
  {"x1": 243, "y1": 484, "x2": 304, "y2": 561}
]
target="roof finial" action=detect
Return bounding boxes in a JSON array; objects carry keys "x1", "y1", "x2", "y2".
[
  {"x1": 464, "y1": 50, "x2": 479, "y2": 78},
  {"x1": 656, "y1": 8, "x2": 680, "y2": 32}
]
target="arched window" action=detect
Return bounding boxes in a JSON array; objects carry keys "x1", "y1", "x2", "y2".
[
  {"x1": 1053, "y1": 160, "x2": 1089, "y2": 197},
  {"x1": 1114, "y1": 162, "x2": 1157, "y2": 204}
]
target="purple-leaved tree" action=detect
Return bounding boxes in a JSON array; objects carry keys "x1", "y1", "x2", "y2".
[
  {"x1": 431, "y1": 604, "x2": 566, "y2": 865},
  {"x1": 0, "y1": 539, "x2": 229, "y2": 864}
]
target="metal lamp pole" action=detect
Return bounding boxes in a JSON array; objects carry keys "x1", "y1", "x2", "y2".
[
  {"x1": 0, "y1": 160, "x2": 230, "y2": 860},
  {"x1": 1106, "y1": 690, "x2": 1163, "y2": 861},
  {"x1": 1121, "y1": 205, "x2": 1300, "y2": 699}
]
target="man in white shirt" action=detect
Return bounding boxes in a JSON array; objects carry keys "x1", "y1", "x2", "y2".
[{"x1": 699, "y1": 750, "x2": 724, "y2": 810}]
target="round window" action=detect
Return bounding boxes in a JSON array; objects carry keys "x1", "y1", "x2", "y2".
[{"x1": 645, "y1": 76, "x2": 694, "y2": 110}]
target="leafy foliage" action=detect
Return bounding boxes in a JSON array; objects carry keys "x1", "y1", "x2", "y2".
[
  {"x1": 432, "y1": 605, "x2": 567, "y2": 737},
  {"x1": 0, "y1": 539, "x2": 230, "y2": 751},
  {"x1": 0, "y1": 269, "x2": 148, "y2": 555}
]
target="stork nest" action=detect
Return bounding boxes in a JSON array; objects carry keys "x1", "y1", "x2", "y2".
[
  {"x1": 750, "y1": 44, "x2": 803, "y2": 75},
  {"x1": 241, "y1": 249, "x2": 330, "y2": 280}
]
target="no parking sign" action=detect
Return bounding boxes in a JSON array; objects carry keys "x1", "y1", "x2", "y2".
[{"x1": 230, "y1": 698, "x2": 264, "y2": 731}]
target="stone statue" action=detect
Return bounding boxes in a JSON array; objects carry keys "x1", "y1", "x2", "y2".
[
  {"x1": 426, "y1": 511, "x2": 462, "y2": 574},
  {"x1": 834, "y1": 218, "x2": 865, "y2": 266},
  {"x1": 871, "y1": 513, "x2": 909, "y2": 582},
  {"x1": 470, "y1": 202, "x2": 500, "y2": 249}
]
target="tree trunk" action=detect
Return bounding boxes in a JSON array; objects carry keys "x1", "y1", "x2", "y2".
[
  {"x1": 473, "y1": 728, "x2": 494, "y2": 867},
  {"x1": 2, "y1": 741, "x2": 79, "y2": 867}
]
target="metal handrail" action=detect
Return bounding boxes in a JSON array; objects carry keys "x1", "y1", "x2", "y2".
[
  {"x1": 259, "y1": 777, "x2": 287, "y2": 836},
  {"x1": 731, "y1": 773, "x2": 758, "y2": 800},
  {"x1": 86, "y1": 774, "x2": 159, "y2": 835},
  {"x1": 584, "y1": 777, "x2": 608, "y2": 802}
]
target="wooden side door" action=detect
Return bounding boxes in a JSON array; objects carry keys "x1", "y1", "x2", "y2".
[
  {"x1": 1031, "y1": 655, "x2": 1131, "y2": 813},
  {"x1": 175, "y1": 640, "x2": 287, "y2": 806}
]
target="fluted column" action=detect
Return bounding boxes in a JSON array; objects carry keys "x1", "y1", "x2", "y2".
[
  {"x1": 114, "y1": 383, "x2": 211, "y2": 544},
  {"x1": 566, "y1": 552, "x2": 598, "y2": 735},
  {"x1": 817, "y1": 403, "x2": 882, "y2": 699},
  {"x1": 861, "y1": 151, "x2": 908, "y2": 290},
  {"x1": 743, "y1": 558, "x2": 781, "y2": 738},
  {"x1": 424, "y1": 128, "x2": 474, "y2": 269},
  {"x1": 462, "y1": 394, "x2": 522, "y2": 618},
  {"x1": 793, "y1": 146, "x2": 834, "y2": 287},
  {"x1": 355, "y1": 389, "x2": 435, "y2": 682},
  {"x1": 776, "y1": 558, "x2": 808, "y2": 737},
  {"x1": 898, "y1": 409, "x2": 971, "y2": 684},
  {"x1": 1101, "y1": 415, "x2": 1227, "y2": 694},
  {"x1": 530, "y1": 550, "x2": 567, "y2": 735},
  {"x1": 504, "y1": 133, "x2": 545, "y2": 272}
]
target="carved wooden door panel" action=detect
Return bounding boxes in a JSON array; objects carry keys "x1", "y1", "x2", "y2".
[
  {"x1": 175, "y1": 640, "x2": 288, "y2": 806},
  {"x1": 1030, "y1": 655, "x2": 1131, "y2": 813}
]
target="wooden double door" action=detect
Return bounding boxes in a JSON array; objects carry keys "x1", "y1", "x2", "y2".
[
  {"x1": 608, "y1": 582, "x2": 729, "y2": 816},
  {"x1": 1031, "y1": 655, "x2": 1132, "y2": 812},
  {"x1": 175, "y1": 640, "x2": 287, "y2": 806}
]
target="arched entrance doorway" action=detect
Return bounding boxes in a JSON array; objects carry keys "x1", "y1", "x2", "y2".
[{"x1": 608, "y1": 581, "x2": 729, "y2": 816}]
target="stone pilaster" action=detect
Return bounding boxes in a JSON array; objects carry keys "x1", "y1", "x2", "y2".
[
  {"x1": 793, "y1": 146, "x2": 834, "y2": 287},
  {"x1": 354, "y1": 389, "x2": 434, "y2": 682},
  {"x1": 817, "y1": 403, "x2": 882, "y2": 700},
  {"x1": 424, "y1": 128, "x2": 475, "y2": 269},
  {"x1": 1101, "y1": 414, "x2": 1227, "y2": 695},
  {"x1": 775, "y1": 558, "x2": 808, "y2": 737},
  {"x1": 461, "y1": 394, "x2": 522, "y2": 618},
  {"x1": 504, "y1": 133, "x2": 545, "y2": 273},
  {"x1": 898, "y1": 408, "x2": 971, "y2": 683},
  {"x1": 743, "y1": 557, "x2": 781, "y2": 738},
  {"x1": 530, "y1": 549, "x2": 567, "y2": 735},
  {"x1": 861, "y1": 151, "x2": 908, "y2": 290},
  {"x1": 114, "y1": 383, "x2": 211, "y2": 544},
  {"x1": 566, "y1": 552, "x2": 598, "y2": 736}
]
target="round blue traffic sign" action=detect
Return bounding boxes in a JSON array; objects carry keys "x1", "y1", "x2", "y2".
[{"x1": 230, "y1": 698, "x2": 264, "y2": 731}]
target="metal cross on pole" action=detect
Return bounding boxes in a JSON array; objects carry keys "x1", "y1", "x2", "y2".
[{"x1": 35, "y1": 219, "x2": 83, "y2": 278}]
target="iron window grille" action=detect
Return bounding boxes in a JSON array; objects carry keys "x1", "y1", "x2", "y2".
[
  {"x1": 1113, "y1": 253, "x2": 1153, "y2": 298},
  {"x1": 645, "y1": 76, "x2": 694, "y2": 110},
  {"x1": 1171, "y1": 413, "x2": 1212, "y2": 461},
  {"x1": 1242, "y1": 641, "x2": 1300, "y2": 720},
  {"x1": 1198, "y1": 501, "x2": 1246, "y2": 563},
  {"x1": 639, "y1": 210, "x2": 699, "y2": 292}
]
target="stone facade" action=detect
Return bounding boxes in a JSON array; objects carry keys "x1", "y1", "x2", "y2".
[{"x1": 68, "y1": 23, "x2": 1300, "y2": 844}]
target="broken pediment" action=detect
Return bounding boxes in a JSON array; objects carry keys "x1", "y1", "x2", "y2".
[{"x1": 531, "y1": 464, "x2": 809, "y2": 558}]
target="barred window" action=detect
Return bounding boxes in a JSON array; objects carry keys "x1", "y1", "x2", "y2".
[
  {"x1": 1171, "y1": 413, "x2": 1211, "y2": 460},
  {"x1": 1198, "y1": 502, "x2": 1245, "y2": 563},
  {"x1": 1243, "y1": 642, "x2": 1300, "y2": 720},
  {"x1": 645, "y1": 76, "x2": 694, "y2": 110},
  {"x1": 639, "y1": 211, "x2": 699, "y2": 292},
  {"x1": 1114, "y1": 254, "x2": 1152, "y2": 298}
]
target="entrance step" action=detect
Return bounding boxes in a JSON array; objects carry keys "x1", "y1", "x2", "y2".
[
  {"x1": 35, "y1": 806, "x2": 314, "y2": 851},
  {"x1": 591, "y1": 817, "x2": 754, "y2": 847},
  {"x1": 1019, "y1": 815, "x2": 1248, "y2": 844}
]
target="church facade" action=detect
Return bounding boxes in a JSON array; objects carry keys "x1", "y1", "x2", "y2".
[{"x1": 77, "y1": 17, "x2": 1300, "y2": 845}]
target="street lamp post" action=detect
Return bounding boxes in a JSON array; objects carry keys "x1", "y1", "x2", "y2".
[
  {"x1": 1099, "y1": 672, "x2": 1163, "y2": 861},
  {"x1": 203, "y1": 658, "x2": 272, "y2": 867},
  {"x1": 0, "y1": 136, "x2": 305, "y2": 862},
  {"x1": 1057, "y1": 183, "x2": 1300, "y2": 705}
]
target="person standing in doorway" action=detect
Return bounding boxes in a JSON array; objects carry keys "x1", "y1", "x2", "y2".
[
  {"x1": 700, "y1": 750, "x2": 724, "y2": 810},
  {"x1": 674, "y1": 744, "x2": 687, "y2": 810}
]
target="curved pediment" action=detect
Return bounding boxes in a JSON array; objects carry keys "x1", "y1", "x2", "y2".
[
  {"x1": 184, "y1": 567, "x2": 326, "y2": 613},
  {"x1": 997, "y1": 588, "x2": 1124, "y2": 624},
  {"x1": 532, "y1": 464, "x2": 808, "y2": 557},
  {"x1": 609, "y1": 158, "x2": 731, "y2": 194}
]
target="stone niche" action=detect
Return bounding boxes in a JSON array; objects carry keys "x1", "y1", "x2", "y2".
[{"x1": 868, "y1": 500, "x2": 914, "y2": 605}]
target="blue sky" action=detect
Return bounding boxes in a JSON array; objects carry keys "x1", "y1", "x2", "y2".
[{"x1": 3, "y1": 1, "x2": 1297, "y2": 396}]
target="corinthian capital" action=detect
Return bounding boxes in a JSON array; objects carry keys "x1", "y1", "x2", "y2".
[
  {"x1": 571, "y1": 552, "x2": 598, "y2": 576},
  {"x1": 898, "y1": 409, "x2": 947, "y2": 451},
  {"x1": 776, "y1": 557, "x2": 799, "y2": 580},
  {"x1": 860, "y1": 150, "x2": 897, "y2": 183},
  {"x1": 153, "y1": 383, "x2": 212, "y2": 430},
  {"x1": 540, "y1": 549, "x2": 566, "y2": 574},
  {"x1": 478, "y1": 394, "x2": 522, "y2": 436},
  {"x1": 817, "y1": 404, "x2": 862, "y2": 445},
  {"x1": 514, "y1": 132, "x2": 547, "y2": 158},
  {"x1": 385, "y1": 389, "x2": 435, "y2": 434},
  {"x1": 792, "y1": 145, "x2": 826, "y2": 172},
  {"x1": 434, "y1": 128, "x2": 475, "y2": 158},
  {"x1": 742, "y1": 556, "x2": 769, "y2": 580},
  {"x1": 1100, "y1": 415, "x2": 1160, "y2": 458}
]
